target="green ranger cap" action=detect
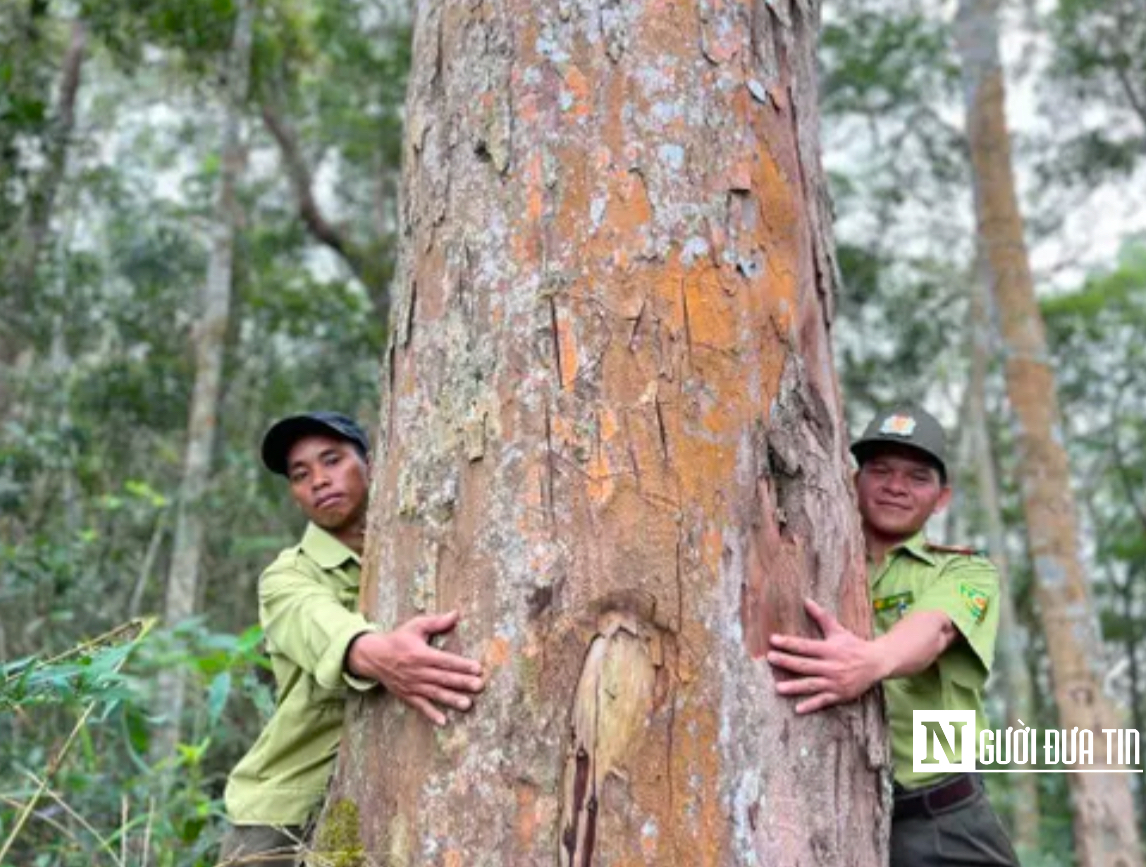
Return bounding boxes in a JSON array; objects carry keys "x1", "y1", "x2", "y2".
[{"x1": 851, "y1": 405, "x2": 948, "y2": 481}]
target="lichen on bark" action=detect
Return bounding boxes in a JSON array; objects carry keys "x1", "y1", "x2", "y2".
[{"x1": 332, "y1": 1, "x2": 887, "y2": 863}]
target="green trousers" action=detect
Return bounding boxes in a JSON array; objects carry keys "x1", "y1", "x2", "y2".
[
  {"x1": 218, "y1": 824, "x2": 305, "y2": 866},
  {"x1": 891, "y1": 777, "x2": 1020, "y2": 867}
]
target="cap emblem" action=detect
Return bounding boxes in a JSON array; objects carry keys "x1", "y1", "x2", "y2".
[{"x1": 879, "y1": 414, "x2": 917, "y2": 437}]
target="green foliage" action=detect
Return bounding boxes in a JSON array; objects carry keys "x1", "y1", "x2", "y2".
[
  {"x1": 1035, "y1": 0, "x2": 1146, "y2": 191},
  {"x1": 1, "y1": 2, "x2": 408, "y2": 864},
  {"x1": 0, "y1": 621, "x2": 273, "y2": 866}
]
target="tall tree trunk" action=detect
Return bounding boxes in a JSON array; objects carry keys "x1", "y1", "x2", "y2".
[
  {"x1": 966, "y1": 257, "x2": 1040, "y2": 853},
  {"x1": 151, "y1": 0, "x2": 254, "y2": 763},
  {"x1": 0, "y1": 18, "x2": 86, "y2": 418},
  {"x1": 956, "y1": 1, "x2": 1144, "y2": 864},
  {"x1": 324, "y1": 1, "x2": 887, "y2": 864}
]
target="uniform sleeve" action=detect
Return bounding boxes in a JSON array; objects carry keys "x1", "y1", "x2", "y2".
[
  {"x1": 911, "y1": 555, "x2": 1001, "y2": 689},
  {"x1": 259, "y1": 557, "x2": 381, "y2": 692}
]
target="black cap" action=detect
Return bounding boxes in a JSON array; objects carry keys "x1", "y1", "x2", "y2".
[
  {"x1": 261, "y1": 412, "x2": 370, "y2": 476},
  {"x1": 850, "y1": 405, "x2": 948, "y2": 481}
]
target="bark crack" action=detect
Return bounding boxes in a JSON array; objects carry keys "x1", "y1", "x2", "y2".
[
  {"x1": 627, "y1": 299, "x2": 646, "y2": 352},
  {"x1": 544, "y1": 400, "x2": 558, "y2": 526},
  {"x1": 680, "y1": 278, "x2": 694, "y2": 370},
  {"x1": 550, "y1": 295, "x2": 565, "y2": 388},
  {"x1": 655, "y1": 396, "x2": 670, "y2": 463},
  {"x1": 404, "y1": 279, "x2": 419, "y2": 349},
  {"x1": 623, "y1": 412, "x2": 641, "y2": 490}
]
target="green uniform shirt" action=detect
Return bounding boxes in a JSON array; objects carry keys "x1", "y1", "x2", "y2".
[
  {"x1": 870, "y1": 533, "x2": 1000, "y2": 789},
  {"x1": 224, "y1": 523, "x2": 378, "y2": 826}
]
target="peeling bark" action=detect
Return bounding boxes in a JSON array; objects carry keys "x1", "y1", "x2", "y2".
[
  {"x1": 151, "y1": 0, "x2": 254, "y2": 764},
  {"x1": 332, "y1": 1, "x2": 886, "y2": 863},
  {"x1": 957, "y1": 1, "x2": 1143, "y2": 864}
]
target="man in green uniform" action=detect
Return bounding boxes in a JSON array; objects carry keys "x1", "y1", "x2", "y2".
[
  {"x1": 219, "y1": 412, "x2": 485, "y2": 865},
  {"x1": 767, "y1": 405, "x2": 1018, "y2": 866}
]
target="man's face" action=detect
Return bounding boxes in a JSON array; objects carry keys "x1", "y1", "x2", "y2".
[
  {"x1": 855, "y1": 445, "x2": 950, "y2": 541},
  {"x1": 285, "y1": 434, "x2": 369, "y2": 532}
]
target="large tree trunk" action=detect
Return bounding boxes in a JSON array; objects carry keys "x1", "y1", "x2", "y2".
[
  {"x1": 956, "y1": 1, "x2": 1144, "y2": 864},
  {"x1": 325, "y1": 1, "x2": 887, "y2": 864},
  {"x1": 151, "y1": 0, "x2": 254, "y2": 763},
  {"x1": 966, "y1": 258, "x2": 1040, "y2": 854}
]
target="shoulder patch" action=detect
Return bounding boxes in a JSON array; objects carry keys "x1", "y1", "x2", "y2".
[
  {"x1": 959, "y1": 582, "x2": 990, "y2": 624},
  {"x1": 924, "y1": 542, "x2": 986, "y2": 557}
]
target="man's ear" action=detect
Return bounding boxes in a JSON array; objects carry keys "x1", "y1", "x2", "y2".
[{"x1": 932, "y1": 485, "x2": 954, "y2": 515}]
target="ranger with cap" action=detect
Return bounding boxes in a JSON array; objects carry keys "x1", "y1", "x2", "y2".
[
  {"x1": 219, "y1": 412, "x2": 485, "y2": 865},
  {"x1": 767, "y1": 405, "x2": 1018, "y2": 866}
]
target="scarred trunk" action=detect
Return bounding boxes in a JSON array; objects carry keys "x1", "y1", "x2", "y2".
[
  {"x1": 151, "y1": 0, "x2": 254, "y2": 763},
  {"x1": 966, "y1": 258, "x2": 1040, "y2": 853},
  {"x1": 325, "y1": 2, "x2": 887, "y2": 864},
  {"x1": 957, "y1": 1, "x2": 1143, "y2": 864}
]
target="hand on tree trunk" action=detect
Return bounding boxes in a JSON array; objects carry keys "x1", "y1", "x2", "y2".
[
  {"x1": 347, "y1": 611, "x2": 485, "y2": 726},
  {"x1": 767, "y1": 599, "x2": 884, "y2": 714}
]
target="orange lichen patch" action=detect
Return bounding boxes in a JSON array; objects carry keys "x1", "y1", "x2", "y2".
[
  {"x1": 555, "y1": 305, "x2": 581, "y2": 390},
  {"x1": 598, "y1": 407, "x2": 619, "y2": 442},
  {"x1": 515, "y1": 783, "x2": 539, "y2": 851},
  {"x1": 563, "y1": 65, "x2": 592, "y2": 119},
  {"x1": 599, "y1": 63, "x2": 630, "y2": 158},
  {"x1": 524, "y1": 151, "x2": 545, "y2": 224},
  {"x1": 701, "y1": 527, "x2": 723, "y2": 576},
  {"x1": 511, "y1": 151, "x2": 545, "y2": 265},
  {"x1": 592, "y1": 144, "x2": 613, "y2": 173},
  {"x1": 727, "y1": 159, "x2": 753, "y2": 193},
  {"x1": 443, "y1": 850, "x2": 463, "y2": 867},
  {"x1": 548, "y1": 412, "x2": 577, "y2": 454},
  {"x1": 485, "y1": 635, "x2": 512, "y2": 668},
  {"x1": 640, "y1": 820, "x2": 659, "y2": 860},
  {"x1": 618, "y1": 667, "x2": 722, "y2": 866},
  {"x1": 671, "y1": 704, "x2": 724, "y2": 867},
  {"x1": 554, "y1": 148, "x2": 591, "y2": 238},
  {"x1": 611, "y1": 168, "x2": 654, "y2": 236},
  {"x1": 585, "y1": 414, "x2": 618, "y2": 505},
  {"x1": 682, "y1": 265, "x2": 739, "y2": 351}
]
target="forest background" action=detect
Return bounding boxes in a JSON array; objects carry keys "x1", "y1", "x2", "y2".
[{"x1": 0, "y1": 0, "x2": 1144, "y2": 864}]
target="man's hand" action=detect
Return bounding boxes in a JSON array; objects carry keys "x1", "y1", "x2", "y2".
[
  {"x1": 347, "y1": 611, "x2": 485, "y2": 726},
  {"x1": 766, "y1": 598, "x2": 884, "y2": 714}
]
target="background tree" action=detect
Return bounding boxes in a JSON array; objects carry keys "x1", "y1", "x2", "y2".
[
  {"x1": 957, "y1": 0, "x2": 1143, "y2": 863},
  {"x1": 151, "y1": 0, "x2": 255, "y2": 766}
]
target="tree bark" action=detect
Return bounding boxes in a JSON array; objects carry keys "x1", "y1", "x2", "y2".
[
  {"x1": 957, "y1": 1, "x2": 1144, "y2": 864},
  {"x1": 151, "y1": 0, "x2": 254, "y2": 763},
  {"x1": 966, "y1": 256, "x2": 1040, "y2": 853},
  {"x1": 325, "y1": 1, "x2": 887, "y2": 864}
]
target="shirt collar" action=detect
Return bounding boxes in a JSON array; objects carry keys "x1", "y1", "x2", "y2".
[
  {"x1": 892, "y1": 531, "x2": 937, "y2": 566},
  {"x1": 299, "y1": 522, "x2": 360, "y2": 570}
]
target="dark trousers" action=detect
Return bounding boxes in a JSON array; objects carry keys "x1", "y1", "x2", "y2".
[
  {"x1": 891, "y1": 775, "x2": 1021, "y2": 867},
  {"x1": 218, "y1": 824, "x2": 305, "y2": 866}
]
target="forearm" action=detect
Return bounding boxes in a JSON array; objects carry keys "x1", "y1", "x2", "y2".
[
  {"x1": 872, "y1": 609, "x2": 957, "y2": 681},
  {"x1": 261, "y1": 573, "x2": 377, "y2": 689},
  {"x1": 345, "y1": 630, "x2": 388, "y2": 680}
]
